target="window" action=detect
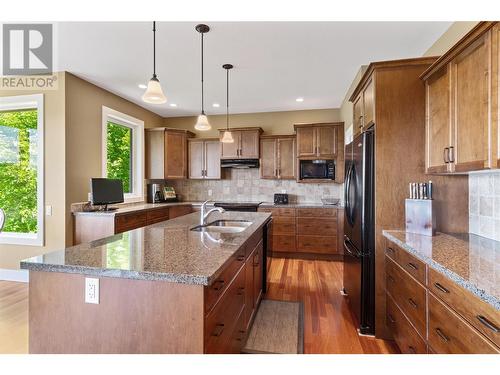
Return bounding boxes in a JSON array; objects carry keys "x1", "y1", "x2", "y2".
[
  {"x1": 102, "y1": 107, "x2": 144, "y2": 202},
  {"x1": 0, "y1": 94, "x2": 44, "y2": 246}
]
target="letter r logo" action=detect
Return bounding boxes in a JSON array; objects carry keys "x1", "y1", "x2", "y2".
[{"x1": 3, "y1": 24, "x2": 53, "y2": 75}]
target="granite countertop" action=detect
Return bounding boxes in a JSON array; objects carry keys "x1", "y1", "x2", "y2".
[
  {"x1": 72, "y1": 201, "x2": 203, "y2": 217},
  {"x1": 383, "y1": 230, "x2": 500, "y2": 310},
  {"x1": 21, "y1": 211, "x2": 271, "y2": 286}
]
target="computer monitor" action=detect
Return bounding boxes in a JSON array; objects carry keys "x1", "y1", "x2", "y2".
[{"x1": 90, "y1": 178, "x2": 124, "y2": 210}]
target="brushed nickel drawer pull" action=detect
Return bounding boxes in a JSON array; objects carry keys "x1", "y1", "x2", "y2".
[
  {"x1": 477, "y1": 315, "x2": 500, "y2": 333},
  {"x1": 212, "y1": 323, "x2": 225, "y2": 337},
  {"x1": 435, "y1": 328, "x2": 450, "y2": 342},
  {"x1": 387, "y1": 313, "x2": 396, "y2": 323},
  {"x1": 408, "y1": 298, "x2": 418, "y2": 309},
  {"x1": 237, "y1": 287, "x2": 245, "y2": 296},
  {"x1": 434, "y1": 282, "x2": 450, "y2": 294},
  {"x1": 406, "y1": 262, "x2": 418, "y2": 271},
  {"x1": 212, "y1": 280, "x2": 225, "y2": 291},
  {"x1": 237, "y1": 255, "x2": 245, "y2": 261}
]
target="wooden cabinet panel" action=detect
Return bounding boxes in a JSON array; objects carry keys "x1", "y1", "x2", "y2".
[
  {"x1": 220, "y1": 132, "x2": 240, "y2": 159},
  {"x1": 145, "y1": 129, "x2": 165, "y2": 179},
  {"x1": 272, "y1": 235, "x2": 296, "y2": 252},
  {"x1": 296, "y1": 127, "x2": 316, "y2": 157},
  {"x1": 226, "y1": 307, "x2": 247, "y2": 354},
  {"x1": 353, "y1": 94, "x2": 363, "y2": 137},
  {"x1": 168, "y1": 205, "x2": 192, "y2": 219},
  {"x1": 428, "y1": 293, "x2": 498, "y2": 354},
  {"x1": 297, "y1": 235, "x2": 337, "y2": 254},
  {"x1": 317, "y1": 126, "x2": 337, "y2": 158},
  {"x1": 244, "y1": 251, "x2": 255, "y2": 330},
  {"x1": 428, "y1": 268, "x2": 500, "y2": 347},
  {"x1": 240, "y1": 130, "x2": 260, "y2": 158},
  {"x1": 165, "y1": 131, "x2": 187, "y2": 179},
  {"x1": 277, "y1": 137, "x2": 296, "y2": 179},
  {"x1": 272, "y1": 217, "x2": 296, "y2": 235},
  {"x1": 260, "y1": 138, "x2": 277, "y2": 178},
  {"x1": 385, "y1": 257, "x2": 427, "y2": 337},
  {"x1": 114, "y1": 212, "x2": 148, "y2": 234},
  {"x1": 146, "y1": 207, "x2": 170, "y2": 225},
  {"x1": 189, "y1": 139, "x2": 220, "y2": 179},
  {"x1": 188, "y1": 140, "x2": 205, "y2": 179},
  {"x1": 253, "y1": 241, "x2": 263, "y2": 308},
  {"x1": 296, "y1": 207, "x2": 336, "y2": 218},
  {"x1": 363, "y1": 78, "x2": 375, "y2": 127},
  {"x1": 386, "y1": 293, "x2": 427, "y2": 354},
  {"x1": 452, "y1": 33, "x2": 491, "y2": 172},
  {"x1": 204, "y1": 140, "x2": 221, "y2": 179},
  {"x1": 296, "y1": 217, "x2": 336, "y2": 236},
  {"x1": 426, "y1": 67, "x2": 451, "y2": 173}
]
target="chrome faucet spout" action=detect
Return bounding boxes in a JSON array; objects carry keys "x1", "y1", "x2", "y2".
[{"x1": 200, "y1": 200, "x2": 225, "y2": 225}]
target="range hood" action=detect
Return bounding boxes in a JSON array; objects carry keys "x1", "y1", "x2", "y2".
[{"x1": 221, "y1": 159, "x2": 260, "y2": 169}]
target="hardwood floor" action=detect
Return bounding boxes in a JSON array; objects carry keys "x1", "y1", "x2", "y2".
[
  {"x1": 0, "y1": 281, "x2": 28, "y2": 354},
  {"x1": 266, "y1": 257, "x2": 399, "y2": 354},
  {"x1": 0, "y1": 258, "x2": 398, "y2": 354}
]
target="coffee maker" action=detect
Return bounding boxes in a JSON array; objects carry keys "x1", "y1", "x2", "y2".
[{"x1": 147, "y1": 183, "x2": 165, "y2": 203}]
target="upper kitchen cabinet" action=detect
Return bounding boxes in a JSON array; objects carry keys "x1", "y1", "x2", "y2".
[
  {"x1": 421, "y1": 22, "x2": 498, "y2": 173},
  {"x1": 188, "y1": 138, "x2": 221, "y2": 179},
  {"x1": 219, "y1": 127, "x2": 263, "y2": 159},
  {"x1": 352, "y1": 77, "x2": 375, "y2": 137},
  {"x1": 260, "y1": 135, "x2": 296, "y2": 179},
  {"x1": 145, "y1": 128, "x2": 195, "y2": 180},
  {"x1": 295, "y1": 123, "x2": 341, "y2": 159}
]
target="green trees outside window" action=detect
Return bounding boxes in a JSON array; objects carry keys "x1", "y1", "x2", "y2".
[
  {"x1": 0, "y1": 109, "x2": 38, "y2": 233},
  {"x1": 106, "y1": 121, "x2": 132, "y2": 194}
]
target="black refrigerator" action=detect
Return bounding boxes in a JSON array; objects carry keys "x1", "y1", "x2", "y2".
[{"x1": 343, "y1": 127, "x2": 375, "y2": 335}]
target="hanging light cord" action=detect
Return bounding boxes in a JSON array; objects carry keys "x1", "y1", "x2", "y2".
[
  {"x1": 152, "y1": 21, "x2": 157, "y2": 78},
  {"x1": 226, "y1": 68, "x2": 229, "y2": 130},
  {"x1": 201, "y1": 32, "x2": 205, "y2": 115}
]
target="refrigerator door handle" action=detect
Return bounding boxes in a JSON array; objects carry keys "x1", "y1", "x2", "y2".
[
  {"x1": 344, "y1": 164, "x2": 354, "y2": 225},
  {"x1": 343, "y1": 236, "x2": 361, "y2": 258}
]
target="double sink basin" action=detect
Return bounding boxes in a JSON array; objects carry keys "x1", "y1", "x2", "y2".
[{"x1": 191, "y1": 220, "x2": 252, "y2": 234}]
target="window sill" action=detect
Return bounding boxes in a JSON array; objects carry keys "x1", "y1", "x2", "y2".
[{"x1": 0, "y1": 232, "x2": 43, "y2": 246}]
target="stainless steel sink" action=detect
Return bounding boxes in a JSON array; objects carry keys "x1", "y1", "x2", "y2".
[{"x1": 191, "y1": 220, "x2": 252, "y2": 233}]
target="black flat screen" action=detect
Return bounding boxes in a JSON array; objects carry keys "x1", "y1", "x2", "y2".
[{"x1": 91, "y1": 178, "x2": 124, "y2": 205}]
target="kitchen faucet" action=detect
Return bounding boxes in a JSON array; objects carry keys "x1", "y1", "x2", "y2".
[{"x1": 200, "y1": 200, "x2": 225, "y2": 225}]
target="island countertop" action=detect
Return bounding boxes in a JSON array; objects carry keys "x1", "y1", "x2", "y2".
[
  {"x1": 383, "y1": 230, "x2": 499, "y2": 310},
  {"x1": 21, "y1": 211, "x2": 271, "y2": 286}
]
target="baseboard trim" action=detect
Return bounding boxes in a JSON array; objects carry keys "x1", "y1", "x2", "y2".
[{"x1": 0, "y1": 268, "x2": 29, "y2": 283}]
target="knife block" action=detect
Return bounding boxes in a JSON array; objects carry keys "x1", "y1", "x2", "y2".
[{"x1": 405, "y1": 199, "x2": 436, "y2": 236}]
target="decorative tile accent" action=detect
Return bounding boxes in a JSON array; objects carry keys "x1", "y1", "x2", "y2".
[{"x1": 469, "y1": 172, "x2": 500, "y2": 241}]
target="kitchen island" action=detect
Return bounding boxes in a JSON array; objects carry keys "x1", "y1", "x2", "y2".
[{"x1": 21, "y1": 211, "x2": 272, "y2": 354}]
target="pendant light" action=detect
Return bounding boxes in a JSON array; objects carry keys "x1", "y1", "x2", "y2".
[
  {"x1": 142, "y1": 21, "x2": 167, "y2": 104},
  {"x1": 221, "y1": 64, "x2": 234, "y2": 143},
  {"x1": 194, "y1": 24, "x2": 211, "y2": 131}
]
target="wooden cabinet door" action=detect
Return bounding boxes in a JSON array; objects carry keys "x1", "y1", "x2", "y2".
[
  {"x1": 277, "y1": 137, "x2": 295, "y2": 179},
  {"x1": 353, "y1": 93, "x2": 363, "y2": 137},
  {"x1": 452, "y1": 33, "x2": 492, "y2": 172},
  {"x1": 260, "y1": 138, "x2": 277, "y2": 178},
  {"x1": 188, "y1": 140, "x2": 204, "y2": 179},
  {"x1": 165, "y1": 131, "x2": 187, "y2": 179},
  {"x1": 296, "y1": 127, "x2": 317, "y2": 157},
  {"x1": 316, "y1": 126, "x2": 337, "y2": 158},
  {"x1": 426, "y1": 67, "x2": 452, "y2": 173},
  {"x1": 363, "y1": 78, "x2": 375, "y2": 127},
  {"x1": 204, "y1": 140, "x2": 221, "y2": 179},
  {"x1": 244, "y1": 251, "x2": 255, "y2": 330},
  {"x1": 145, "y1": 129, "x2": 165, "y2": 179},
  {"x1": 253, "y1": 241, "x2": 263, "y2": 308},
  {"x1": 220, "y1": 131, "x2": 240, "y2": 159},
  {"x1": 240, "y1": 130, "x2": 260, "y2": 158}
]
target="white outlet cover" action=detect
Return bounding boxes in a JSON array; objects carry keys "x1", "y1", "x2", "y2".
[
  {"x1": 208, "y1": 189, "x2": 213, "y2": 197},
  {"x1": 85, "y1": 277, "x2": 99, "y2": 304},
  {"x1": 45, "y1": 205, "x2": 52, "y2": 216}
]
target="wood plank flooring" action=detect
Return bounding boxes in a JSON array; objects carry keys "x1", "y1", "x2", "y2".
[
  {"x1": 266, "y1": 257, "x2": 399, "y2": 354},
  {"x1": 0, "y1": 258, "x2": 398, "y2": 354},
  {"x1": 0, "y1": 281, "x2": 28, "y2": 354}
]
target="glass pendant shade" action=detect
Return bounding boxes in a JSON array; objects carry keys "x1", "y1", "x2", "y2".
[
  {"x1": 142, "y1": 77, "x2": 167, "y2": 104},
  {"x1": 221, "y1": 130, "x2": 234, "y2": 143},
  {"x1": 194, "y1": 113, "x2": 211, "y2": 131}
]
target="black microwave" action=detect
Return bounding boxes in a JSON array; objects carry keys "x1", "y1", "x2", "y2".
[{"x1": 299, "y1": 159, "x2": 335, "y2": 180}]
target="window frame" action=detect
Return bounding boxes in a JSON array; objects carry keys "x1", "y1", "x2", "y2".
[
  {"x1": 0, "y1": 94, "x2": 44, "y2": 246},
  {"x1": 101, "y1": 106, "x2": 144, "y2": 203}
]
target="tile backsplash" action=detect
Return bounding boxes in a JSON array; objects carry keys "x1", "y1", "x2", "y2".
[
  {"x1": 469, "y1": 172, "x2": 500, "y2": 241},
  {"x1": 166, "y1": 168, "x2": 342, "y2": 204}
]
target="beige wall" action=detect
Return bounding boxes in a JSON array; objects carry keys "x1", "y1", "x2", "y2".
[
  {"x1": 423, "y1": 21, "x2": 479, "y2": 56},
  {"x1": 0, "y1": 73, "x2": 67, "y2": 269},
  {"x1": 64, "y1": 72, "x2": 164, "y2": 246},
  {"x1": 163, "y1": 108, "x2": 341, "y2": 137}
]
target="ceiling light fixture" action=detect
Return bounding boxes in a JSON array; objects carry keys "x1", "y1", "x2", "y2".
[
  {"x1": 169, "y1": 103, "x2": 177, "y2": 107},
  {"x1": 142, "y1": 21, "x2": 167, "y2": 104},
  {"x1": 138, "y1": 84, "x2": 147, "y2": 89},
  {"x1": 221, "y1": 64, "x2": 234, "y2": 144},
  {"x1": 212, "y1": 103, "x2": 220, "y2": 108},
  {"x1": 296, "y1": 97, "x2": 304, "y2": 102},
  {"x1": 194, "y1": 24, "x2": 211, "y2": 131}
]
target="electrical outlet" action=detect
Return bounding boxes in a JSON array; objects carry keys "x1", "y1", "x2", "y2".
[
  {"x1": 208, "y1": 189, "x2": 213, "y2": 197},
  {"x1": 281, "y1": 189, "x2": 287, "y2": 194},
  {"x1": 45, "y1": 205, "x2": 52, "y2": 216},
  {"x1": 85, "y1": 277, "x2": 99, "y2": 304}
]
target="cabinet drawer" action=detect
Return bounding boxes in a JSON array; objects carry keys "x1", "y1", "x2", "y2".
[
  {"x1": 428, "y1": 293, "x2": 499, "y2": 354},
  {"x1": 168, "y1": 205, "x2": 192, "y2": 219},
  {"x1": 386, "y1": 293, "x2": 427, "y2": 354},
  {"x1": 385, "y1": 256, "x2": 427, "y2": 336},
  {"x1": 385, "y1": 242, "x2": 426, "y2": 284},
  {"x1": 114, "y1": 212, "x2": 148, "y2": 233},
  {"x1": 297, "y1": 235, "x2": 337, "y2": 254},
  {"x1": 205, "y1": 267, "x2": 246, "y2": 354},
  {"x1": 205, "y1": 247, "x2": 246, "y2": 313},
  {"x1": 297, "y1": 208, "x2": 337, "y2": 218},
  {"x1": 226, "y1": 306, "x2": 247, "y2": 354},
  {"x1": 296, "y1": 217, "x2": 337, "y2": 236},
  {"x1": 429, "y1": 268, "x2": 500, "y2": 347},
  {"x1": 273, "y1": 217, "x2": 296, "y2": 235},
  {"x1": 259, "y1": 207, "x2": 296, "y2": 217},
  {"x1": 146, "y1": 207, "x2": 170, "y2": 225},
  {"x1": 272, "y1": 235, "x2": 296, "y2": 252}
]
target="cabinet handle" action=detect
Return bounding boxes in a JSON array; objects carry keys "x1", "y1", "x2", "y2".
[
  {"x1": 408, "y1": 298, "x2": 418, "y2": 309},
  {"x1": 237, "y1": 255, "x2": 245, "y2": 261},
  {"x1": 387, "y1": 275, "x2": 395, "y2": 283},
  {"x1": 212, "y1": 323, "x2": 225, "y2": 337},
  {"x1": 407, "y1": 346, "x2": 416, "y2": 354},
  {"x1": 406, "y1": 262, "x2": 418, "y2": 271},
  {"x1": 235, "y1": 329, "x2": 246, "y2": 341},
  {"x1": 476, "y1": 315, "x2": 500, "y2": 333},
  {"x1": 386, "y1": 247, "x2": 395, "y2": 255},
  {"x1": 448, "y1": 146, "x2": 455, "y2": 163},
  {"x1": 387, "y1": 313, "x2": 396, "y2": 323},
  {"x1": 237, "y1": 287, "x2": 246, "y2": 296},
  {"x1": 435, "y1": 328, "x2": 450, "y2": 343},
  {"x1": 443, "y1": 147, "x2": 449, "y2": 163},
  {"x1": 433, "y1": 282, "x2": 450, "y2": 294},
  {"x1": 212, "y1": 279, "x2": 225, "y2": 291},
  {"x1": 275, "y1": 169, "x2": 278, "y2": 177}
]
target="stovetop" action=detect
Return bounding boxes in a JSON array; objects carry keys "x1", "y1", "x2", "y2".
[{"x1": 213, "y1": 201, "x2": 262, "y2": 208}]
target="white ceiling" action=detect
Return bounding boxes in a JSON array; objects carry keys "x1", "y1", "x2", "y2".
[{"x1": 55, "y1": 22, "x2": 451, "y2": 117}]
